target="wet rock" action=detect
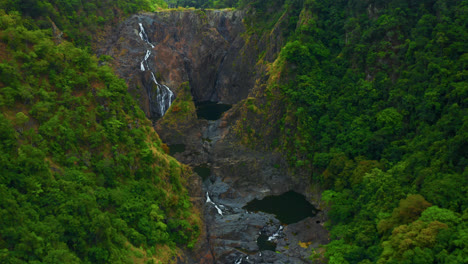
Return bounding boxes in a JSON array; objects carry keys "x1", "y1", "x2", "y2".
[
  {"x1": 98, "y1": 10, "x2": 257, "y2": 122},
  {"x1": 158, "y1": 105, "x2": 329, "y2": 263},
  {"x1": 276, "y1": 216, "x2": 330, "y2": 261},
  {"x1": 97, "y1": 9, "x2": 329, "y2": 264},
  {"x1": 196, "y1": 170, "x2": 327, "y2": 263}
]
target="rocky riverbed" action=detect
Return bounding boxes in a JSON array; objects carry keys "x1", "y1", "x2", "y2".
[
  {"x1": 98, "y1": 9, "x2": 329, "y2": 263},
  {"x1": 164, "y1": 106, "x2": 329, "y2": 264}
]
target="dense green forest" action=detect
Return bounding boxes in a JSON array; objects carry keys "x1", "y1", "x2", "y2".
[
  {"x1": 0, "y1": 1, "x2": 199, "y2": 263},
  {"x1": 235, "y1": 0, "x2": 468, "y2": 263},
  {"x1": 0, "y1": 0, "x2": 168, "y2": 47},
  {"x1": 1, "y1": 0, "x2": 467, "y2": 263},
  {"x1": 164, "y1": 0, "x2": 237, "y2": 8}
]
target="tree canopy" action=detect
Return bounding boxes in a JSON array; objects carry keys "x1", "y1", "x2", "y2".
[
  {"x1": 235, "y1": 0, "x2": 468, "y2": 262},
  {"x1": 0, "y1": 4, "x2": 199, "y2": 263}
]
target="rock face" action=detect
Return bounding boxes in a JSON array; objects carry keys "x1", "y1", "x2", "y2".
[
  {"x1": 98, "y1": 10, "x2": 255, "y2": 122},
  {"x1": 163, "y1": 106, "x2": 329, "y2": 264},
  {"x1": 98, "y1": 8, "x2": 329, "y2": 264}
]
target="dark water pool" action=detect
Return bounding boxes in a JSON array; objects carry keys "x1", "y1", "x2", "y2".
[
  {"x1": 257, "y1": 232, "x2": 277, "y2": 251},
  {"x1": 168, "y1": 144, "x2": 186, "y2": 155},
  {"x1": 196, "y1": 101, "x2": 232, "y2": 120},
  {"x1": 243, "y1": 191, "x2": 318, "y2": 225},
  {"x1": 193, "y1": 164, "x2": 211, "y2": 181}
]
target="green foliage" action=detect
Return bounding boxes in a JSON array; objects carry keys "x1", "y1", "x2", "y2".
[
  {"x1": 0, "y1": 0, "x2": 167, "y2": 47},
  {"x1": 378, "y1": 221, "x2": 448, "y2": 264},
  {"x1": 377, "y1": 194, "x2": 432, "y2": 235},
  {"x1": 322, "y1": 239, "x2": 355, "y2": 264},
  {"x1": 236, "y1": 0, "x2": 468, "y2": 262},
  {"x1": 167, "y1": 0, "x2": 240, "y2": 8},
  {"x1": 419, "y1": 206, "x2": 461, "y2": 226},
  {"x1": 157, "y1": 82, "x2": 198, "y2": 140},
  {"x1": 0, "y1": 11, "x2": 198, "y2": 263}
]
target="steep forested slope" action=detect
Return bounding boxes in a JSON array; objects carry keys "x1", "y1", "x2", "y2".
[
  {"x1": 0, "y1": 2, "x2": 199, "y2": 263},
  {"x1": 234, "y1": 0, "x2": 467, "y2": 263},
  {"x1": 1, "y1": 0, "x2": 467, "y2": 263},
  {"x1": 0, "y1": 0, "x2": 168, "y2": 47}
]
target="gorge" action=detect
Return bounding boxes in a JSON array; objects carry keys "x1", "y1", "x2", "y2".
[
  {"x1": 99, "y1": 9, "x2": 329, "y2": 263},
  {"x1": 2, "y1": 0, "x2": 466, "y2": 263}
]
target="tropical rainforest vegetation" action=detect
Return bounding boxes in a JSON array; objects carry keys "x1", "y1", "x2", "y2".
[
  {"x1": 0, "y1": 1, "x2": 199, "y2": 263},
  {"x1": 1, "y1": 0, "x2": 467, "y2": 263},
  {"x1": 234, "y1": 0, "x2": 468, "y2": 263},
  {"x1": 0, "y1": 0, "x2": 169, "y2": 47}
]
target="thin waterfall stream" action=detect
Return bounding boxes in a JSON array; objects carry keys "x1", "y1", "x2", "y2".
[
  {"x1": 103, "y1": 12, "x2": 330, "y2": 263},
  {"x1": 137, "y1": 22, "x2": 174, "y2": 118}
]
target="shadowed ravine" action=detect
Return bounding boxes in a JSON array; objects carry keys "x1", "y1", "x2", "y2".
[{"x1": 99, "y1": 9, "x2": 329, "y2": 264}]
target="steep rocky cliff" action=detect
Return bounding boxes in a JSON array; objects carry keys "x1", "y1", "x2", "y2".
[
  {"x1": 98, "y1": 9, "x2": 256, "y2": 122},
  {"x1": 97, "y1": 8, "x2": 328, "y2": 264}
]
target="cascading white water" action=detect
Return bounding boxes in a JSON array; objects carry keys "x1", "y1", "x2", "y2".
[
  {"x1": 137, "y1": 23, "x2": 174, "y2": 118},
  {"x1": 206, "y1": 192, "x2": 223, "y2": 216},
  {"x1": 138, "y1": 23, "x2": 154, "y2": 48},
  {"x1": 150, "y1": 72, "x2": 174, "y2": 116},
  {"x1": 268, "y1": 225, "x2": 283, "y2": 241},
  {"x1": 141, "y1": 50, "x2": 151, "y2": 71}
]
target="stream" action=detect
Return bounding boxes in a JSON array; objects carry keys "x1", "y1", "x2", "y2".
[
  {"x1": 129, "y1": 20, "x2": 330, "y2": 264},
  {"x1": 181, "y1": 103, "x2": 329, "y2": 264},
  {"x1": 137, "y1": 23, "x2": 174, "y2": 118}
]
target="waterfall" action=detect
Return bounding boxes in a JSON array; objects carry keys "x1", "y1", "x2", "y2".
[
  {"x1": 268, "y1": 225, "x2": 283, "y2": 241},
  {"x1": 138, "y1": 23, "x2": 154, "y2": 48},
  {"x1": 151, "y1": 72, "x2": 174, "y2": 116},
  {"x1": 140, "y1": 50, "x2": 151, "y2": 71},
  {"x1": 137, "y1": 23, "x2": 174, "y2": 118},
  {"x1": 206, "y1": 192, "x2": 223, "y2": 216}
]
